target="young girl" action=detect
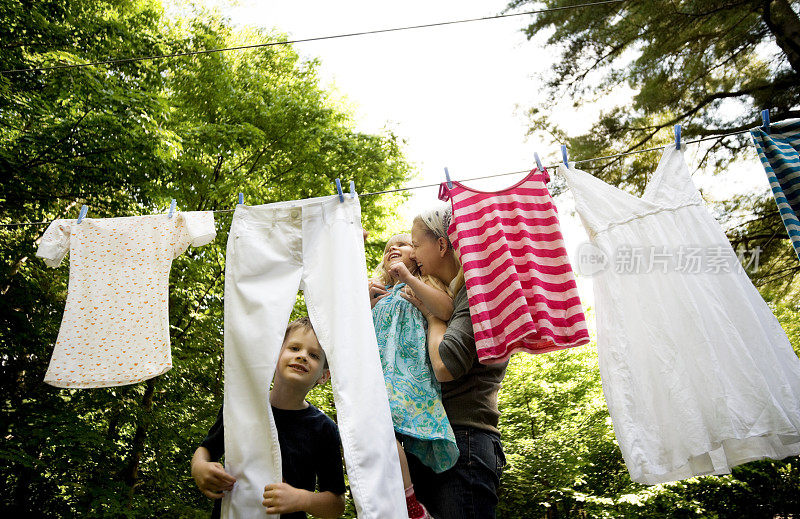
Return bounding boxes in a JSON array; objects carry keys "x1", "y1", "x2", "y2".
[{"x1": 368, "y1": 233, "x2": 459, "y2": 519}]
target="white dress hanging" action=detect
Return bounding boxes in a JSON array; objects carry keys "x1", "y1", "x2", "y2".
[{"x1": 559, "y1": 147, "x2": 800, "y2": 485}]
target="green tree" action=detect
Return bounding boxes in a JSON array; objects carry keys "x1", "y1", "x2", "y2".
[
  {"x1": 1, "y1": 2, "x2": 411, "y2": 516},
  {"x1": 497, "y1": 332, "x2": 630, "y2": 518},
  {"x1": 507, "y1": 0, "x2": 800, "y2": 292},
  {"x1": 2, "y1": 1, "x2": 179, "y2": 515}
]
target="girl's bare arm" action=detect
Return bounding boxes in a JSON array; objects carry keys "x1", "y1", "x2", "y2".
[{"x1": 402, "y1": 275, "x2": 454, "y2": 321}]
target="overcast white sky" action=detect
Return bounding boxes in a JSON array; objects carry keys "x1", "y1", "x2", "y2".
[{"x1": 184, "y1": 0, "x2": 770, "y2": 308}]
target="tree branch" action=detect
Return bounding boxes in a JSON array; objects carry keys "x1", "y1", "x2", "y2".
[{"x1": 761, "y1": 0, "x2": 800, "y2": 74}]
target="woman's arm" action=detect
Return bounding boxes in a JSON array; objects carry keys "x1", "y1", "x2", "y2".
[
  {"x1": 401, "y1": 286, "x2": 456, "y2": 382},
  {"x1": 425, "y1": 315, "x2": 455, "y2": 382},
  {"x1": 411, "y1": 286, "x2": 476, "y2": 383}
]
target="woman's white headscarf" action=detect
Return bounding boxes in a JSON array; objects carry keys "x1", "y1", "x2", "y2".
[
  {"x1": 419, "y1": 203, "x2": 452, "y2": 245},
  {"x1": 416, "y1": 202, "x2": 463, "y2": 295}
]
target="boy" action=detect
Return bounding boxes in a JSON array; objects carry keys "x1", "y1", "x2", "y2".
[{"x1": 191, "y1": 317, "x2": 347, "y2": 519}]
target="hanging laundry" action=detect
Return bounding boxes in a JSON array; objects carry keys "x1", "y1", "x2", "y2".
[
  {"x1": 438, "y1": 168, "x2": 590, "y2": 365},
  {"x1": 750, "y1": 118, "x2": 800, "y2": 262},
  {"x1": 560, "y1": 147, "x2": 800, "y2": 485},
  {"x1": 222, "y1": 195, "x2": 405, "y2": 519},
  {"x1": 36, "y1": 212, "x2": 216, "y2": 388}
]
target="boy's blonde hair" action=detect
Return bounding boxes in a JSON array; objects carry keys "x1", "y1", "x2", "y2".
[
  {"x1": 373, "y1": 233, "x2": 452, "y2": 297},
  {"x1": 283, "y1": 316, "x2": 328, "y2": 369}
]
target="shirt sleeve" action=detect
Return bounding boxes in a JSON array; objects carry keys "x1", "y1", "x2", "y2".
[
  {"x1": 36, "y1": 219, "x2": 72, "y2": 268},
  {"x1": 437, "y1": 287, "x2": 476, "y2": 380},
  {"x1": 172, "y1": 211, "x2": 217, "y2": 259},
  {"x1": 199, "y1": 406, "x2": 225, "y2": 462},
  {"x1": 316, "y1": 419, "x2": 346, "y2": 496}
]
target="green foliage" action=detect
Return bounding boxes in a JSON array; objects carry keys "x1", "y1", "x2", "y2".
[
  {"x1": 1, "y1": 2, "x2": 411, "y2": 517},
  {"x1": 3, "y1": 2, "x2": 800, "y2": 518}
]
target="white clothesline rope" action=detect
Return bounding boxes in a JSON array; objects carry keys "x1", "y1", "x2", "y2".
[
  {"x1": 0, "y1": 127, "x2": 754, "y2": 228},
  {"x1": 359, "y1": 129, "x2": 755, "y2": 198}
]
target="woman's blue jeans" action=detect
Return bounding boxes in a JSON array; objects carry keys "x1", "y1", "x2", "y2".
[{"x1": 406, "y1": 426, "x2": 506, "y2": 519}]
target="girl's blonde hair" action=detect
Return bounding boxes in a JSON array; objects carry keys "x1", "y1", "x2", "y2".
[
  {"x1": 412, "y1": 215, "x2": 465, "y2": 296},
  {"x1": 373, "y1": 233, "x2": 452, "y2": 296}
]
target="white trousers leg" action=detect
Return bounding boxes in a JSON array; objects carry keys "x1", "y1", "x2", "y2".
[{"x1": 222, "y1": 195, "x2": 405, "y2": 519}]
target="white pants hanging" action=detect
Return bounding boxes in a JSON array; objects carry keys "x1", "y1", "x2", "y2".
[{"x1": 221, "y1": 195, "x2": 405, "y2": 518}]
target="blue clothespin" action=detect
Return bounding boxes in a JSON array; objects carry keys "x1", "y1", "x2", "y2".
[
  {"x1": 77, "y1": 205, "x2": 88, "y2": 224},
  {"x1": 761, "y1": 109, "x2": 770, "y2": 134},
  {"x1": 534, "y1": 152, "x2": 544, "y2": 171},
  {"x1": 334, "y1": 178, "x2": 344, "y2": 202},
  {"x1": 237, "y1": 193, "x2": 244, "y2": 205},
  {"x1": 561, "y1": 145, "x2": 569, "y2": 167},
  {"x1": 168, "y1": 199, "x2": 176, "y2": 218},
  {"x1": 674, "y1": 124, "x2": 681, "y2": 150},
  {"x1": 349, "y1": 180, "x2": 356, "y2": 199},
  {"x1": 444, "y1": 167, "x2": 453, "y2": 189}
]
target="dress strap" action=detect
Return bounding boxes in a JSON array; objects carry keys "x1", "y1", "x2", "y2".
[
  {"x1": 438, "y1": 182, "x2": 452, "y2": 201},
  {"x1": 540, "y1": 167, "x2": 551, "y2": 185}
]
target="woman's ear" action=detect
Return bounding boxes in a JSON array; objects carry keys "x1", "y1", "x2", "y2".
[{"x1": 437, "y1": 236, "x2": 449, "y2": 257}]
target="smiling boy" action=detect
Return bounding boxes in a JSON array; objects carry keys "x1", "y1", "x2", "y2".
[{"x1": 191, "y1": 317, "x2": 346, "y2": 519}]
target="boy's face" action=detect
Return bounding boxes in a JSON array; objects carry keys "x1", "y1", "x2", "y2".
[{"x1": 274, "y1": 327, "x2": 329, "y2": 391}]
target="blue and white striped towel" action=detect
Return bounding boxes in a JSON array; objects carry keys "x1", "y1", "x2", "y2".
[{"x1": 750, "y1": 119, "x2": 800, "y2": 262}]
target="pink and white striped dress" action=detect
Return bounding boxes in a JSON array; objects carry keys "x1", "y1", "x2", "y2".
[{"x1": 439, "y1": 168, "x2": 589, "y2": 364}]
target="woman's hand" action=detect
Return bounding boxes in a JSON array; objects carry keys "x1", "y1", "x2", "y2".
[
  {"x1": 400, "y1": 286, "x2": 432, "y2": 318},
  {"x1": 368, "y1": 279, "x2": 389, "y2": 308}
]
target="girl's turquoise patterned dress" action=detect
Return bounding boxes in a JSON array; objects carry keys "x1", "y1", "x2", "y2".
[{"x1": 372, "y1": 283, "x2": 458, "y2": 473}]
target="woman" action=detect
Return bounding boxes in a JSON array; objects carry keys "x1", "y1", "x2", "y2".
[{"x1": 401, "y1": 204, "x2": 507, "y2": 519}]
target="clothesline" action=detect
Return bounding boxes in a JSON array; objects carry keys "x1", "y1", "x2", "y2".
[
  {"x1": 0, "y1": 127, "x2": 755, "y2": 228},
  {"x1": 0, "y1": 0, "x2": 626, "y2": 75},
  {"x1": 360, "y1": 128, "x2": 754, "y2": 198},
  {"x1": 28, "y1": 105, "x2": 800, "y2": 492}
]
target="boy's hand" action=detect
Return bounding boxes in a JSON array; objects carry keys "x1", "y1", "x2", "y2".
[
  {"x1": 262, "y1": 483, "x2": 307, "y2": 514},
  {"x1": 387, "y1": 262, "x2": 413, "y2": 283},
  {"x1": 192, "y1": 460, "x2": 236, "y2": 499}
]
